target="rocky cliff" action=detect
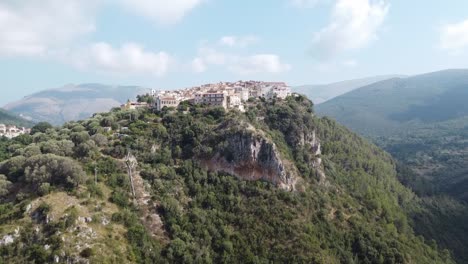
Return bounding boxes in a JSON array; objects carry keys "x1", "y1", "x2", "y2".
[{"x1": 200, "y1": 120, "x2": 322, "y2": 191}]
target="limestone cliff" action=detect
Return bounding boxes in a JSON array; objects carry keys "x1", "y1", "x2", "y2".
[{"x1": 200, "y1": 120, "x2": 323, "y2": 191}]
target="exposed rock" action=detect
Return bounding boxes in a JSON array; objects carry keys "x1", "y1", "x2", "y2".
[
  {"x1": 0, "y1": 235, "x2": 14, "y2": 245},
  {"x1": 101, "y1": 217, "x2": 110, "y2": 226},
  {"x1": 25, "y1": 203, "x2": 32, "y2": 213},
  {"x1": 202, "y1": 126, "x2": 298, "y2": 190}
]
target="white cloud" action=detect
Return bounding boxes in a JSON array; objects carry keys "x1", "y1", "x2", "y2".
[
  {"x1": 191, "y1": 57, "x2": 207, "y2": 73},
  {"x1": 70, "y1": 42, "x2": 172, "y2": 76},
  {"x1": 311, "y1": 0, "x2": 389, "y2": 59},
  {"x1": 0, "y1": 0, "x2": 98, "y2": 56},
  {"x1": 228, "y1": 54, "x2": 292, "y2": 75},
  {"x1": 191, "y1": 45, "x2": 290, "y2": 75},
  {"x1": 219, "y1": 35, "x2": 259, "y2": 48},
  {"x1": 440, "y1": 19, "x2": 468, "y2": 54},
  {"x1": 121, "y1": 0, "x2": 203, "y2": 25}
]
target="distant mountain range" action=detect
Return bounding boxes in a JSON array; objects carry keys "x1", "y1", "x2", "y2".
[
  {"x1": 316, "y1": 69, "x2": 468, "y2": 137},
  {"x1": 3, "y1": 84, "x2": 149, "y2": 125},
  {"x1": 2, "y1": 76, "x2": 403, "y2": 126},
  {"x1": 0, "y1": 108, "x2": 34, "y2": 127},
  {"x1": 292, "y1": 75, "x2": 404, "y2": 104}
]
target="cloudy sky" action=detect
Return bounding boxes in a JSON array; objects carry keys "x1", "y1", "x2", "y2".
[{"x1": 1, "y1": 0, "x2": 468, "y2": 105}]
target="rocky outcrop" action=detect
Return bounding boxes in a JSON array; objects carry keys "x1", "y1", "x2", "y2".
[{"x1": 202, "y1": 124, "x2": 298, "y2": 190}]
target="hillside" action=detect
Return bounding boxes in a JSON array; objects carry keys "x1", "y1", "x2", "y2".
[
  {"x1": 316, "y1": 69, "x2": 468, "y2": 198},
  {"x1": 293, "y1": 75, "x2": 403, "y2": 104},
  {"x1": 316, "y1": 69, "x2": 468, "y2": 136},
  {"x1": 0, "y1": 96, "x2": 453, "y2": 263},
  {"x1": 3, "y1": 84, "x2": 149, "y2": 125},
  {"x1": 316, "y1": 69, "x2": 468, "y2": 262},
  {"x1": 0, "y1": 108, "x2": 34, "y2": 127}
]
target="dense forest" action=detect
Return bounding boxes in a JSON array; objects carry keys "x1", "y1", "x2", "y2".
[
  {"x1": 0, "y1": 95, "x2": 455, "y2": 263},
  {"x1": 316, "y1": 70, "x2": 468, "y2": 263}
]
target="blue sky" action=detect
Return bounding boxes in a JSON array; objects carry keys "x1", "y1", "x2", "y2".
[{"x1": 1, "y1": 0, "x2": 468, "y2": 105}]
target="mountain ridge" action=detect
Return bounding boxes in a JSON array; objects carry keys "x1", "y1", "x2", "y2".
[
  {"x1": 4, "y1": 84, "x2": 150, "y2": 125},
  {"x1": 0, "y1": 108, "x2": 34, "y2": 127},
  {"x1": 293, "y1": 74, "x2": 405, "y2": 104}
]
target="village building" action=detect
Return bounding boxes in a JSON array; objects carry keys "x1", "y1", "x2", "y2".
[
  {"x1": 227, "y1": 95, "x2": 245, "y2": 112},
  {"x1": 234, "y1": 87, "x2": 250, "y2": 101},
  {"x1": 270, "y1": 86, "x2": 291, "y2": 99},
  {"x1": 194, "y1": 92, "x2": 204, "y2": 104},
  {"x1": 121, "y1": 101, "x2": 149, "y2": 110},
  {"x1": 0, "y1": 124, "x2": 30, "y2": 139},
  {"x1": 201, "y1": 92, "x2": 228, "y2": 109},
  {"x1": 155, "y1": 96, "x2": 180, "y2": 111},
  {"x1": 141, "y1": 80, "x2": 292, "y2": 113}
]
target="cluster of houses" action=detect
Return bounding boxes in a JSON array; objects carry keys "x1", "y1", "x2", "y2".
[
  {"x1": 122, "y1": 81, "x2": 292, "y2": 112},
  {"x1": 0, "y1": 124, "x2": 31, "y2": 139}
]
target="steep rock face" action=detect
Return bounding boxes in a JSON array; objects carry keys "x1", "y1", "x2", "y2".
[{"x1": 202, "y1": 126, "x2": 299, "y2": 190}]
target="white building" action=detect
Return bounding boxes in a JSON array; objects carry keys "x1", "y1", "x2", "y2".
[
  {"x1": 234, "y1": 87, "x2": 250, "y2": 101},
  {"x1": 201, "y1": 92, "x2": 228, "y2": 109},
  {"x1": 155, "y1": 96, "x2": 180, "y2": 111},
  {"x1": 271, "y1": 86, "x2": 291, "y2": 99},
  {"x1": 0, "y1": 124, "x2": 30, "y2": 139},
  {"x1": 194, "y1": 92, "x2": 204, "y2": 104}
]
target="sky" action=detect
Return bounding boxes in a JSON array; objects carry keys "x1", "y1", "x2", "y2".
[{"x1": 1, "y1": 0, "x2": 468, "y2": 105}]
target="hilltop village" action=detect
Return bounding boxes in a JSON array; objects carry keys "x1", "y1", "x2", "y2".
[
  {"x1": 1, "y1": 81, "x2": 291, "y2": 139},
  {"x1": 0, "y1": 124, "x2": 30, "y2": 139},
  {"x1": 122, "y1": 81, "x2": 292, "y2": 112}
]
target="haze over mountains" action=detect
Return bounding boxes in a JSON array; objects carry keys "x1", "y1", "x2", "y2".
[
  {"x1": 3, "y1": 76, "x2": 404, "y2": 126},
  {"x1": 292, "y1": 75, "x2": 404, "y2": 104},
  {"x1": 3, "y1": 84, "x2": 149, "y2": 125},
  {"x1": 0, "y1": 108, "x2": 33, "y2": 127},
  {"x1": 317, "y1": 69, "x2": 468, "y2": 136}
]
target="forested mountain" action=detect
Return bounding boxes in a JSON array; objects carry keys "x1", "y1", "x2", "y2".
[
  {"x1": 292, "y1": 75, "x2": 403, "y2": 104},
  {"x1": 317, "y1": 69, "x2": 468, "y2": 263},
  {"x1": 0, "y1": 96, "x2": 453, "y2": 263},
  {"x1": 317, "y1": 69, "x2": 468, "y2": 136},
  {"x1": 3, "y1": 84, "x2": 149, "y2": 125},
  {"x1": 316, "y1": 69, "x2": 468, "y2": 199},
  {"x1": 0, "y1": 108, "x2": 34, "y2": 127}
]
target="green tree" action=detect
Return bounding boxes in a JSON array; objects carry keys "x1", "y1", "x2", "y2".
[{"x1": 30, "y1": 122, "x2": 53, "y2": 135}]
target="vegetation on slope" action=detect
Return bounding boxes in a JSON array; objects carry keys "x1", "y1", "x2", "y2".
[
  {"x1": 0, "y1": 108, "x2": 34, "y2": 127},
  {"x1": 0, "y1": 96, "x2": 454, "y2": 263},
  {"x1": 316, "y1": 69, "x2": 468, "y2": 263}
]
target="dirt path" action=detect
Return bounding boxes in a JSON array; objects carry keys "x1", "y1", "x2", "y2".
[
  {"x1": 110, "y1": 153, "x2": 167, "y2": 242},
  {"x1": 132, "y1": 169, "x2": 167, "y2": 242}
]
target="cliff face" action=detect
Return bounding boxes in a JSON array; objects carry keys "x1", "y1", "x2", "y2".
[
  {"x1": 200, "y1": 120, "x2": 323, "y2": 190},
  {"x1": 204, "y1": 130, "x2": 296, "y2": 190}
]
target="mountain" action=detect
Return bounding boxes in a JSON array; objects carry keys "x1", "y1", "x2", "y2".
[
  {"x1": 4, "y1": 84, "x2": 149, "y2": 125},
  {"x1": 316, "y1": 69, "x2": 468, "y2": 136},
  {"x1": 317, "y1": 69, "x2": 468, "y2": 262},
  {"x1": 0, "y1": 108, "x2": 34, "y2": 127},
  {"x1": 316, "y1": 69, "x2": 468, "y2": 199},
  {"x1": 0, "y1": 96, "x2": 452, "y2": 263},
  {"x1": 293, "y1": 75, "x2": 404, "y2": 104}
]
